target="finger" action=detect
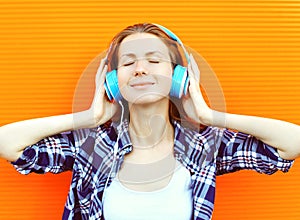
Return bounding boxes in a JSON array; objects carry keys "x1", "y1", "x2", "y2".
[
  {"x1": 189, "y1": 54, "x2": 200, "y2": 82},
  {"x1": 187, "y1": 58, "x2": 201, "y2": 96},
  {"x1": 187, "y1": 64, "x2": 199, "y2": 94},
  {"x1": 96, "y1": 58, "x2": 107, "y2": 77},
  {"x1": 187, "y1": 61, "x2": 195, "y2": 80},
  {"x1": 99, "y1": 64, "x2": 108, "y2": 85},
  {"x1": 95, "y1": 65, "x2": 107, "y2": 95},
  {"x1": 187, "y1": 62, "x2": 198, "y2": 87},
  {"x1": 96, "y1": 58, "x2": 107, "y2": 84},
  {"x1": 104, "y1": 53, "x2": 109, "y2": 63}
]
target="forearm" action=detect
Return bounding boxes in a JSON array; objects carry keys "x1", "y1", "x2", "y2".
[
  {"x1": 210, "y1": 110, "x2": 300, "y2": 160},
  {"x1": 0, "y1": 110, "x2": 94, "y2": 161}
]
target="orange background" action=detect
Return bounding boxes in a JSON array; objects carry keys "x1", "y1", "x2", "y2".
[{"x1": 1, "y1": 0, "x2": 300, "y2": 219}]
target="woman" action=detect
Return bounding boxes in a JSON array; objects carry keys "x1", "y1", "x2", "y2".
[{"x1": 0, "y1": 23, "x2": 299, "y2": 220}]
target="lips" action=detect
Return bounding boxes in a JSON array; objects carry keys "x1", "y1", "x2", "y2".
[
  {"x1": 131, "y1": 82, "x2": 155, "y2": 87},
  {"x1": 128, "y1": 77, "x2": 156, "y2": 88}
]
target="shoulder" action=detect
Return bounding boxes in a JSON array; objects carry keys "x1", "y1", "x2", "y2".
[
  {"x1": 74, "y1": 120, "x2": 121, "y2": 167},
  {"x1": 173, "y1": 120, "x2": 224, "y2": 144},
  {"x1": 173, "y1": 121, "x2": 224, "y2": 164}
]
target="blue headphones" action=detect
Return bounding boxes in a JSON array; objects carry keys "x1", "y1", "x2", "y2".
[{"x1": 104, "y1": 24, "x2": 190, "y2": 102}]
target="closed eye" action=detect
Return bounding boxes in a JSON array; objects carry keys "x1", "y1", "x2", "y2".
[
  {"x1": 149, "y1": 60, "x2": 160, "y2": 64},
  {"x1": 122, "y1": 60, "x2": 136, "y2": 66},
  {"x1": 148, "y1": 58, "x2": 160, "y2": 64}
]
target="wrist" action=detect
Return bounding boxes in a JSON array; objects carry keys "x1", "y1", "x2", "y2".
[
  {"x1": 72, "y1": 109, "x2": 98, "y2": 129},
  {"x1": 208, "y1": 110, "x2": 227, "y2": 128},
  {"x1": 198, "y1": 108, "x2": 213, "y2": 126}
]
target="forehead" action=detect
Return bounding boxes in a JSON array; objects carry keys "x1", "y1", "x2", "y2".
[{"x1": 118, "y1": 33, "x2": 170, "y2": 57}]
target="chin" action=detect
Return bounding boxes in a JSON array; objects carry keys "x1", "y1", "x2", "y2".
[{"x1": 124, "y1": 93, "x2": 169, "y2": 105}]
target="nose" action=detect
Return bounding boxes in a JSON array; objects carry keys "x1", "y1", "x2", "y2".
[{"x1": 134, "y1": 59, "x2": 147, "y2": 76}]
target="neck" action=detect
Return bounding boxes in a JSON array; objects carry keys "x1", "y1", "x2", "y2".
[{"x1": 128, "y1": 98, "x2": 173, "y2": 149}]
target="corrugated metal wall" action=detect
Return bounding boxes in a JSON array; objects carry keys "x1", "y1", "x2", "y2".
[{"x1": 0, "y1": 1, "x2": 300, "y2": 219}]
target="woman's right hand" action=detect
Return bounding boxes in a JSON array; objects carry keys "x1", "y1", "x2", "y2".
[{"x1": 88, "y1": 57, "x2": 119, "y2": 127}]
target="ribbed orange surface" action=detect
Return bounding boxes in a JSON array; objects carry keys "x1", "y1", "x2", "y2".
[{"x1": 0, "y1": 1, "x2": 300, "y2": 219}]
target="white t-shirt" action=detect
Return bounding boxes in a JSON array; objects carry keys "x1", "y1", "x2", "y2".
[{"x1": 103, "y1": 163, "x2": 193, "y2": 220}]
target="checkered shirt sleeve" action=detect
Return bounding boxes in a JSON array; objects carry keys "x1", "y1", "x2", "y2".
[
  {"x1": 11, "y1": 131, "x2": 77, "y2": 174},
  {"x1": 216, "y1": 129, "x2": 294, "y2": 175}
]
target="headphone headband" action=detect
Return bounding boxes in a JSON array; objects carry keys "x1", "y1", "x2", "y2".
[
  {"x1": 106, "y1": 23, "x2": 189, "y2": 64},
  {"x1": 153, "y1": 23, "x2": 190, "y2": 62}
]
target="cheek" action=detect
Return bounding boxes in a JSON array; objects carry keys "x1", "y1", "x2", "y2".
[
  {"x1": 159, "y1": 64, "x2": 173, "y2": 84},
  {"x1": 117, "y1": 69, "x2": 129, "y2": 87},
  {"x1": 162, "y1": 64, "x2": 173, "y2": 77}
]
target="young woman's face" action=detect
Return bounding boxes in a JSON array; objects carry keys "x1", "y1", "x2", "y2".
[{"x1": 117, "y1": 33, "x2": 173, "y2": 104}]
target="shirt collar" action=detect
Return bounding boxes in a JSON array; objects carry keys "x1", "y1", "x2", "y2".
[{"x1": 172, "y1": 120, "x2": 189, "y2": 156}]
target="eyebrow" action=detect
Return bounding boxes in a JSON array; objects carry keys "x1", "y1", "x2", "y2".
[{"x1": 120, "y1": 51, "x2": 166, "y2": 58}]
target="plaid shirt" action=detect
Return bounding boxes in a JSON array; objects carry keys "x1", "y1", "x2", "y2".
[{"x1": 12, "y1": 119, "x2": 293, "y2": 220}]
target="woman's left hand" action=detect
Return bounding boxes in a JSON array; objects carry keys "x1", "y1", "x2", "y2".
[{"x1": 182, "y1": 54, "x2": 212, "y2": 126}]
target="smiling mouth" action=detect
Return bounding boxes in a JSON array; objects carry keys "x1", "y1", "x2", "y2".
[{"x1": 130, "y1": 82, "x2": 155, "y2": 89}]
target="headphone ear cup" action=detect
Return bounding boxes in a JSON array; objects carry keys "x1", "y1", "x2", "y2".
[
  {"x1": 104, "y1": 69, "x2": 122, "y2": 102},
  {"x1": 170, "y1": 65, "x2": 190, "y2": 98}
]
